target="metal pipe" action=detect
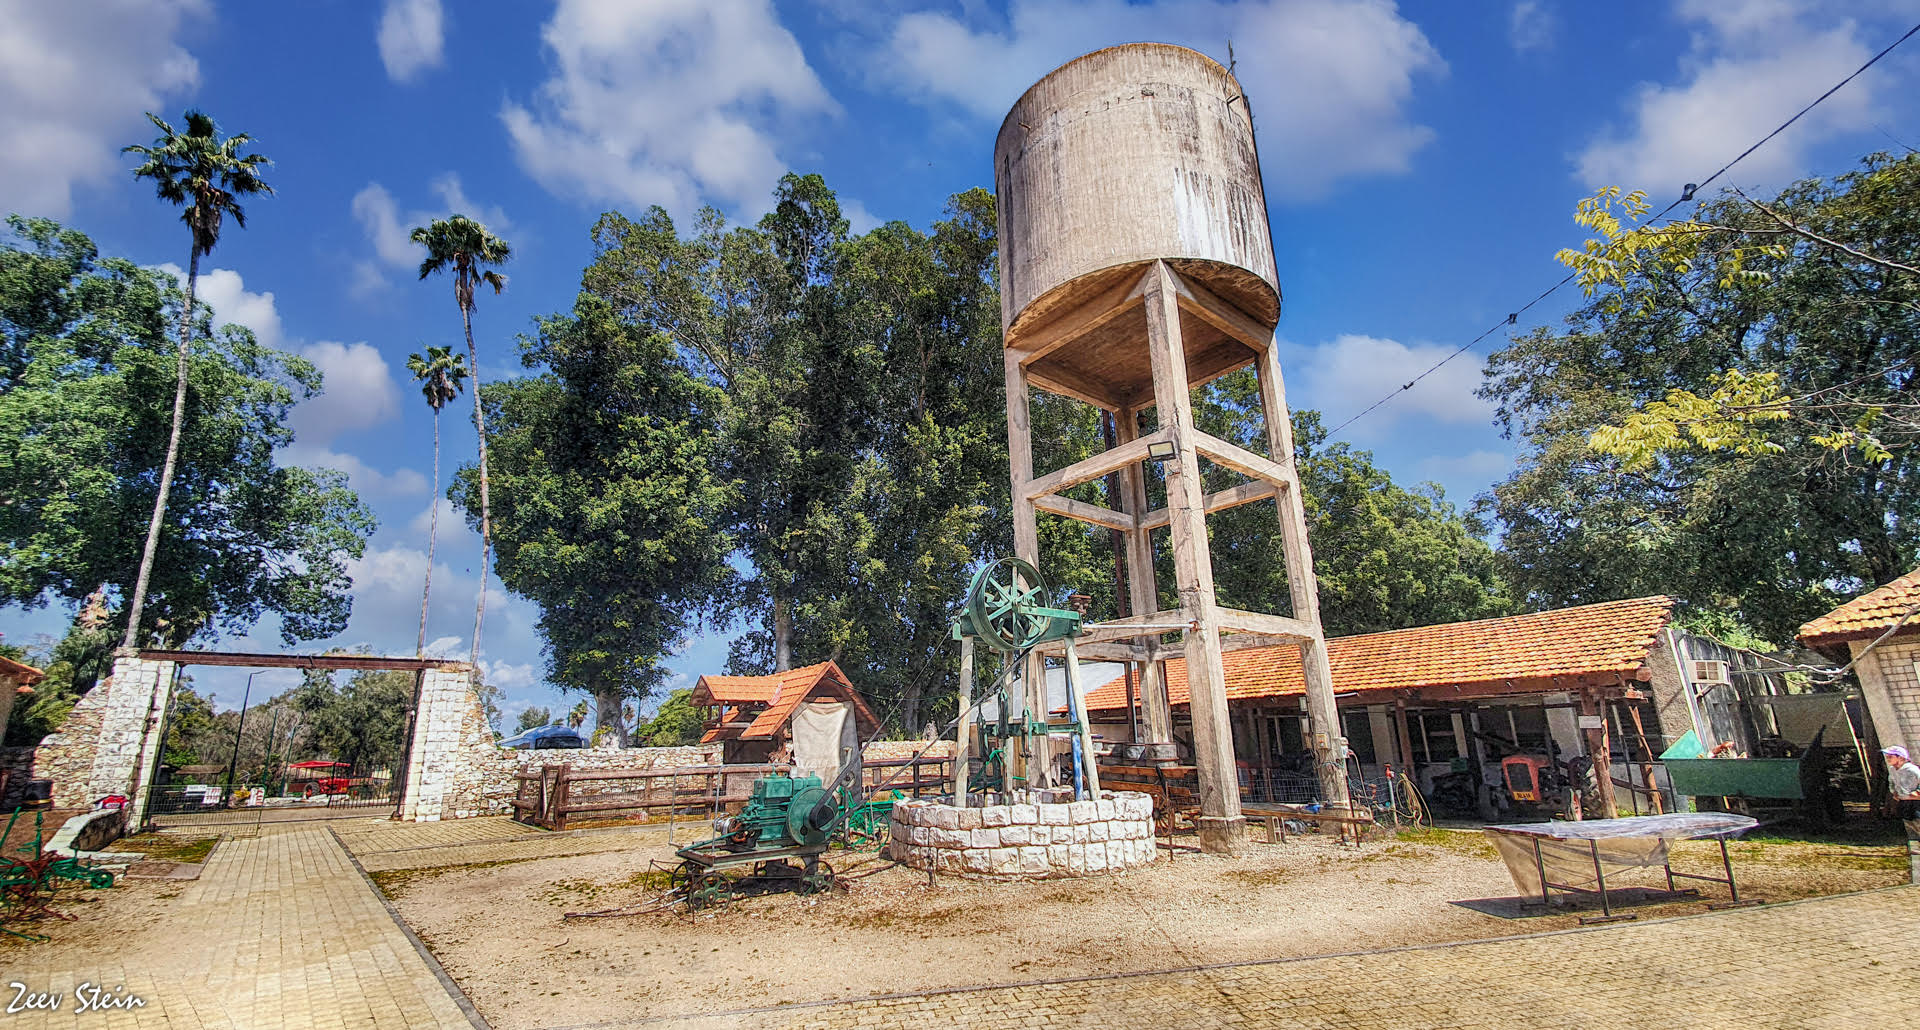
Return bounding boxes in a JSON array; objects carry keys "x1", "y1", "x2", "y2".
[{"x1": 222, "y1": 671, "x2": 259, "y2": 805}]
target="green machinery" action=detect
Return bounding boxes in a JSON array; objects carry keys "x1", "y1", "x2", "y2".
[
  {"x1": 0, "y1": 808, "x2": 116, "y2": 942},
  {"x1": 659, "y1": 748, "x2": 864, "y2": 910},
  {"x1": 951, "y1": 556, "x2": 1103, "y2": 801}
]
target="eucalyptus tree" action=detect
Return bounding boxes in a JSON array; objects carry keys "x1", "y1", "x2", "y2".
[
  {"x1": 404, "y1": 345, "x2": 469, "y2": 655},
  {"x1": 410, "y1": 216, "x2": 510, "y2": 664},
  {"x1": 119, "y1": 110, "x2": 273, "y2": 650}
]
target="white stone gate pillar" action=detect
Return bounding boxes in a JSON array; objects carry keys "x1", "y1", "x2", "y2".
[
  {"x1": 86, "y1": 652, "x2": 177, "y2": 825},
  {"x1": 399, "y1": 664, "x2": 489, "y2": 821}
]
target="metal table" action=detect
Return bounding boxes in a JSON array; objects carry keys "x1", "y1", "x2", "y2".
[{"x1": 1486, "y1": 813, "x2": 1757, "y2": 921}]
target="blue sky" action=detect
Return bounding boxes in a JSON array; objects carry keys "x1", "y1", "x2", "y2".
[{"x1": 3, "y1": 0, "x2": 1918, "y2": 727}]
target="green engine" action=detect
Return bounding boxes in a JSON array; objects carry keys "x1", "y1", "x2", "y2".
[{"x1": 714, "y1": 772, "x2": 837, "y2": 850}]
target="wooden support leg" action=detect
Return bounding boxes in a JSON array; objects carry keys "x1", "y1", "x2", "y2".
[
  {"x1": 1115, "y1": 406, "x2": 1174, "y2": 745},
  {"x1": 953, "y1": 636, "x2": 975, "y2": 803},
  {"x1": 1254, "y1": 340, "x2": 1348, "y2": 809},
  {"x1": 1065, "y1": 639, "x2": 1101, "y2": 796},
  {"x1": 1144, "y1": 261, "x2": 1242, "y2": 852}
]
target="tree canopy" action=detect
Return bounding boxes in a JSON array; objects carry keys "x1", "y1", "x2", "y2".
[
  {"x1": 471, "y1": 175, "x2": 1510, "y2": 737},
  {"x1": 0, "y1": 217, "x2": 375, "y2": 649},
  {"x1": 1480, "y1": 155, "x2": 1920, "y2": 643}
]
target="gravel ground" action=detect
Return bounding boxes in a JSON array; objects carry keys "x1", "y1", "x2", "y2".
[{"x1": 375, "y1": 825, "x2": 1907, "y2": 1030}]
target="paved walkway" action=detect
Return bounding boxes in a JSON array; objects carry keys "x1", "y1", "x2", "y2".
[
  {"x1": 9, "y1": 825, "x2": 476, "y2": 1029},
  {"x1": 631, "y1": 885, "x2": 1920, "y2": 1030},
  {"x1": 9, "y1": 816, "x2": 1916, "y2": 1029}
]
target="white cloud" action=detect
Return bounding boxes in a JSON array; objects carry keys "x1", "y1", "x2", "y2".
[
  {"x1": 0, "y1": 0, "x2": 203, "y2": 218},
  {"x1": 481, "y1": 659, "x2": 539, "y2": 690},
  {"x1": 284, "y1": 445, "x2": 429, "y2": 496},
  {"x1": 1508, "y1": 1, "x2": 1555, "y2": 52},
  {"x1": 351, "y1": 174, "x2": 513, "y2": 290},
  {"x1": 155, "y1": 263, "x2": 284, "y2": 350},
  {"x1": 351, "y1": 184, "x2": 416, "y2": 269},
  {"x1": 502, "y1": 0, "x2": 839, "y2": 218},
  {"x1": 880, "y1": 0, "x2": 1444, "y2": 201},
  {"x1": 378, "y1": 0, "x2": 445, "y2": 83},
  {"x1": 1281, "y1": 334, "x2": 1493, "y2": 438},
  {"x1": 288, "y1": 341, "x2": 403, "y2": 443},
  {"x1": 1576, "y1": 3, "x2": 1883, "y2": 192}
]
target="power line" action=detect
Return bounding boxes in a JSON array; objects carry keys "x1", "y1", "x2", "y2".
[{"x1": 1324, "y1": 19, "x2": 1920, "y2": 443}]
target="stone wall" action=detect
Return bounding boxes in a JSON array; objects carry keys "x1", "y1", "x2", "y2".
[
  {"x1": 27, "y1": 655, "x2": 176, "y2": 814},
  {"x1": 0, "y1": 746, "x2": 36, "y2": 806},
  {"x1": 888, "y1": 791, "x2": 1157, "y2": 876}
]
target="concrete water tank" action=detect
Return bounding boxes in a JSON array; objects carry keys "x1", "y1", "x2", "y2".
[{"x1": 995, "y1": 43, "x2": 1280, "y2": 398}]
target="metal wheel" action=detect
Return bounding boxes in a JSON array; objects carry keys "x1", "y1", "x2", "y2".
[
  {"x1": 964, "y1": 557, "x2": 1057, "y2": 651},
  {"x1": 802, "y1": 861, "x2": 836, "y2": 895}
]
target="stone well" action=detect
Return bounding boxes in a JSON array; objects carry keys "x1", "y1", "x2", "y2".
[{"x1": 887, "y1": 791, "x2": 1156, "y2": 877}]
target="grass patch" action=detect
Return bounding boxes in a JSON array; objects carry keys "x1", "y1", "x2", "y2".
[
  {"x1": 1392, "y1": 827, "x2": 1497, "y2": 860},
  {"x1": 106, "y1": 834, "x2": 218, "y2": 864}
]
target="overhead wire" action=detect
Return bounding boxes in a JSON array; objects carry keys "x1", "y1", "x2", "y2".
[{"x1": 1324, "y1": 18, "x2": 1920, "y2": 442}]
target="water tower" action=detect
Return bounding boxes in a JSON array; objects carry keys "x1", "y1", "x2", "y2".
[{"x1": 995, "y1": 43, "x2": 1347, "y2": 852}]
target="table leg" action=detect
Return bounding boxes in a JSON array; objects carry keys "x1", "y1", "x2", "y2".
[{"x1": 1591, "y1": 840, "x2": 1611, "y2": 917}]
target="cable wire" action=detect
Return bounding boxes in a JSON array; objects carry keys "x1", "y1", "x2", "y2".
[{"x1": 1325, "y1": 18, "x2": 1920, "y2": 442}]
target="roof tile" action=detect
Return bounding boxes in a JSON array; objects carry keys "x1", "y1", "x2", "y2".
[
  {"x1": 1083, "y1": 596, "x2": 1675, "y2": 712},
  {"x1": 1797, "y1": 568, "x2": 1920, "y2": 647}
]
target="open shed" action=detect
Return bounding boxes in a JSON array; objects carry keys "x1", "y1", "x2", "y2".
[
  {"x1": 692, "y1": 660, "x2": 881, "y2": 773},
  {"x1": 1081, "y1": 597, "x2": 1693, "y2": 818},
  {"x1": 1799, "y1": 568, "x2": 1920, "y2": 761}
]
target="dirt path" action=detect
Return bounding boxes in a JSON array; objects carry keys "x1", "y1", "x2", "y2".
[{"x1": 376, "y1": 827, "x2": 1906, "y2": 1029}]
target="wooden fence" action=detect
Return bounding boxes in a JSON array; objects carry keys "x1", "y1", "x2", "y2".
[{"x1": 511, "y1": 755, "x2": 954, "y2": 831}]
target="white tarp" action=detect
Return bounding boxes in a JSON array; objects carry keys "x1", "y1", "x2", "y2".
[
  {"x1": 1484, "y1": 813, "x2": 1755, "y2": 897},
  {"x1": 1487, "y1": 832, "x2": 1670, "y2": 896},
  {"x1": 791, "y1": 700, "x2": 856, "y2": 786}
]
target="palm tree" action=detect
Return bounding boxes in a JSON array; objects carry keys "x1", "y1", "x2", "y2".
[
  {"x1": 120, "y1": 111, "x2": 273, "y2": 651},
  {"x1": 405, "y1": 346, "x2": 470, "y2": 656},
  {"x1": 410, "y1": 216, "x2": 510, "y2": 666}
]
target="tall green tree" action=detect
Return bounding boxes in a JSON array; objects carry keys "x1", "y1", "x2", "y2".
[
  {"x1": 404, "y1": 345, "x2": 468, "y2": 655},
  {"x1": 514, "y1": 705, "x2": 552, "y2": 733},
  {"x1": 119, "y1": 110, "x2": 274, "y2": 650},
  {"x1": 411, "y1": 215, "x2": 510, "y2": 665},
  {"x1": 1480, "y1": 156, "x2": 1920, "y2": 642},
  {"x1": 458, "y1": 284, "x2": 734, "y2": 745},
  {"x1": 0, "y1": 218, "x2": 374, "y2": 656}
]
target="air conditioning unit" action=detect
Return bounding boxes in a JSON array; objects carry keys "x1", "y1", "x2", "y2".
[{"x1": 1689, "y1": 659, "x2": 1730, "y2": 685}]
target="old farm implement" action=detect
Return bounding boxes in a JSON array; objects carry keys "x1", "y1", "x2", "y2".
[
  {"x1": 567, "y1": 752, "x2": 864, "y2": 917},
  {"x1": 0, "y1": 809, "x2": 116, "y2": 941}
]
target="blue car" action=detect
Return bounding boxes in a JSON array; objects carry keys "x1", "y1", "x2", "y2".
[{"x1": 499, "y1": 724, "x2": 588, "y2": 750}]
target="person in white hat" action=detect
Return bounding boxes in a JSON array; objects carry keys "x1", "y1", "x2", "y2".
[{"x1": 1884, "y1": 746, "x2": 1920, "y2": 822}]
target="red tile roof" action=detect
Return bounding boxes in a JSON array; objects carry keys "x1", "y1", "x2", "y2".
[
  {"x1": 693, "y1": 660, "x2": 881, "y2": 741},
  {"x1": 0, "y1": 655, "x2": 44, "y2": 684},
  {"x1": 1798, "y1": 568, "x2": 1920, "y2": 648},
  {"x1": 1082, "y1": 596, "x2": 1676, "y2": 713}
]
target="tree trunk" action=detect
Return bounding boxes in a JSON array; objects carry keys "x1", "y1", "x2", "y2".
[
  {"x1": 417, "y1": 410, "x2": 441, "y2": 656},
  {"x1": 462, "y1": 299, "x2": 492, "y2": 668},
  {"x1": 122, "y1": 247, "x2": 201, "y2": 651},
  {"x1": 594, "y1": 688, "x2": 627, "y2": 748},
  {"x1": 773, "y1": 592, "x2": 793, "y2": 672}
]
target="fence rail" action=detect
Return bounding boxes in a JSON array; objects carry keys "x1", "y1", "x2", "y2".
[{"x1": 511, "y1": 756, "x2": 956, "y2": 831}]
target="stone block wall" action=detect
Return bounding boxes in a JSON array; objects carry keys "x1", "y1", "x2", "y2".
[
  {"x1": 26, "y1": 655, "x2": 176, "y2": 814},
  {"x1": 399, "y1": 666, "x2": 490, "y2": 821},
  {"x1": 888, "y1": 791, "x2": 1157, "y2": 876}
]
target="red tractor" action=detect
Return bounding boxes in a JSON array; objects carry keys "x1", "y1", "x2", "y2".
[{"x1": 288, "y1": 760, "x2": 353, "y2": 798}]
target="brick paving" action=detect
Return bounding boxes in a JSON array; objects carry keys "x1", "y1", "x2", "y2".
[
  {"x1": 7, "y1": 813, "x2": 1916, "y2": 1029},
  {"x1": 8, "y1": 825, "x2": 476, "y2": 1029},
  {"x1": 630, "y1": 885, "x2": 1920, "y2": 1030}
]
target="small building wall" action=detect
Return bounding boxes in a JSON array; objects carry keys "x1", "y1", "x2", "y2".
[{"x1": 1851, "y1": 636, "x2": 1920, "y2": 752}]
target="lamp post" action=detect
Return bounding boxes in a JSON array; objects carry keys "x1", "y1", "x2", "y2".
[{"x1": 222, "y1": 671, "x2": 259, "y2": 807}]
